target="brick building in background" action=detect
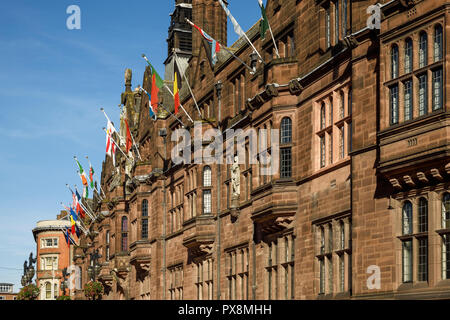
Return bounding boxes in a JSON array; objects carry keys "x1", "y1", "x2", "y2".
[
  {"x1": 73, "y1": 0, "x2": 450, "y2": 300},
  {"x1": 33, "y1": 212, "x2": 73, "y2": 300},
  {"x1": 0, "y1": 284, "x2": 17, "y2": 300}
]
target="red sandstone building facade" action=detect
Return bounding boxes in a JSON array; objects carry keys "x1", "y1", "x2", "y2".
[{"x1": 73, "y1": 0, "x2": 450, "y2": 300}]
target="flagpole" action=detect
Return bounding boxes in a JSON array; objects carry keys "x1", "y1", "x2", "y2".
[
  {"x1": 140, "y1": 88, "x2": 186, "y2": 128},
  {"x1": 217, "y1": 0, "x2": 265, "y2": 64},
  {"x1": 258, "y1": 0, "x2": 280, "y2": 58},
  {"x1": 141, "y1": 54, "x2": 194, "y2": 124},
  {"x1": 119, "y1": 112, "x2": 142, "y2": 161},
  {"x1": 102, "y1": 128, "x2": 133, "y2": 162},
  {"x1": 163, "y1": 84, "x2": 194, "y2": 124},
  {"x1": 69, "y1": 183, "x2": 96, "y2": 222},
  {"x1": 173, "y1": 50, "x2": 202, "y2": 118},
  {"x1": 69, "y1": 184, "x2": 97, "y2": 221},
  {"x1": 60, "y1": 203, "x2": 89, "y2": 236},
  {"x1": 73, "y1": 186, "x2": 97, "y2": 222},
  {"x1": 185, "y1": 19, "x2": 254, "y2": 73},
  {"x1": 56, "y1": 210, "x2": 83, "y2": 244},
  {"x1": 85, "y1": 156, "x2": 106, "y2": 199}
]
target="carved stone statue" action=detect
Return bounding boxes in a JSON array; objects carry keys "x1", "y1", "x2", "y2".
[
  {"x1": 28, "y1": 252, "x2": 36, "y2": 267},
  {"x1": 231, "y1": 155, "x2": 240, "y2": 198}
]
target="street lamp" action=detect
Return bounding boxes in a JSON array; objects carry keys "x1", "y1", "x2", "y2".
[
  {"x1": 88, "y1": 249, "x2": 102, "y2": 282},
  {"x1": 60, "y1": 268, "x2": 69, "y2": 296}
]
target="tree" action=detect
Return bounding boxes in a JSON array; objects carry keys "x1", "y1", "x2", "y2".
[
  {"x1": 17, "y1": 284, "x2": 40, "y2": 300},
  {"x1": 83, "y1": 281, "x2": 104, "y2": 300}
]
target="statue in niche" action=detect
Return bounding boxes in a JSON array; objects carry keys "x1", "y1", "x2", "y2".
[{"x1": 231, "y1": 155, "x2": 240, "y2": 199}]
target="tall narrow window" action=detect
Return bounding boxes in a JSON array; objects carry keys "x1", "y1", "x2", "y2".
[
  {"x1": 418, "y1": 198, "x2": 428, "y2": 233},
  {"x1": 203, "y1": 166, "x2": 212, "y2": 187},
  {"x1": 443, "y1": 235, "x2": 450, "y2": 280},
  {"x1": 432, "y1": 68, "x2": 443, "y2": 111},
  {"x1": 418, "y1": 74, "x2": 428, "y2": 116},
  {"x1": 404, "y1": 38, "x2": 413, "y2": 74},
  {"x1": 121, "y1": 216, "x2": 128, "y2": 252},
  {"x1": 340, "y1": 221, "x2": 345, "y2": 250},
  {"x1": 320, "y1": 135, "x2": 326, "y2": 168},
  {"x1": 321, "y1": 103, "x2": 326, "y2": 129},
  {"x1": 391, "y1": 44, "x2": 399, "y2": 79},
  {"x1": 419, "y1": 32, "x2": 428, "y2": 68},
  {"x1": 404, "y1": 80, "x2": 413, "y2": 121},
  {"x1": 203, "y1": 190, "x2": 211, "y2": 214},
  {"x1": 203, "y1": 166, "x2": 212, "y2": 214},
  {"x1": 45, "y1": 282, "x2": 51, "y2": 300},
  {"x1": 339, "y1": 254, "x2": 345, "y2": 292},
  {"x1": 106, "y1": 230, "x2": 110, "y2": 261},
  {"x1": 402, "y1": 201, "x2": 413, "y2": 235},
  {"x1": 442, "y1": 193, "x2": 450, "y2": 229},
  {"x1": 142, "y1": 199, "x2": 149, "y2": 239},
  {"x1": 280, "y1": 117, "x2": 292, "y2": 178},
  {"x1": 329, "y1": 132, "x2": 333, "y2": 165},
  {"x1": 339, "y1": 91, "x2": 345, "y2": 119},
  {"x1": 328, "y1": 257, "x2": 333, "y2": 292},
  {"x1": 339, "y1": 126, "x2": 345, "y2": 159},
  {"x1": 418, "y1": 238, "x2": 428, "y2": 282},
  {"x1": 342, "y1": 0, "x2": 347, "y2": 37},
  {"x1": 326, "y1": 6, "x2": 331, "y2": 49},
  {"x1": 319, "y1": 258, "x2": 325, "y2": 294},
  {"x1": 390, "y1": 85, "x2": 399, "y2": 125},
  {"x1": 334, "y1": 0, "x2": 339, "y2": 44},
  {"x1": 329, "y1": 98, "x2": 333, "y2": 126},
  {"x1": 434, "y1": 24, "x2": 443, "y2": 62},
  {"x1": 402, "y1": 240, "x2": 413, "y2": 283}
]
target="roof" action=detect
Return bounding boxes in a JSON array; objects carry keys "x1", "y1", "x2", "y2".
[{"x1": 32, "y1": 220, "x2": 71, "y2": 240}]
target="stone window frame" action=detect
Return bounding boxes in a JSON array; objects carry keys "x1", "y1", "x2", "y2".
[
  {"x1": 315, "y1": 84, "x2": 352, "y2": 172},
  {"x1": 141, "y1": 199, "x2": 149, "y2": 240},
  {"x1": 280, "y1": 117, "x2": 293, "y2": 179},
  {"x1": 40, "y1": 254, "x2": 58, "y2": 271},
  {"x1": 314, "y1": 216, "x2": 351, "y2": 296},
  {"x1": 265, "y1": 233, "x2": 295, "y2": 300},
  {"x1": 168, "y1": 264, "x2": 184, "y2": 300},
  {"x1": 195, "y1": 257, "x2": 214, "y2": 300},
  {"x1": 226, "y1": 245, "x2": 249, "y2": 300},
  {"x1": 121, "y1": 216, "x2": 128, "y2": 252},
  {"x1": 384, "y1": 22, "x2": 445, "y2": 129}
]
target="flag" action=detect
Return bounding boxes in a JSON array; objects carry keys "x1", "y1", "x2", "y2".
[
  {"x1": 258, "y1": 0, "x2": 269, "y2": 39},
  {"x1": 125, "y1": 119, "x2": 133, "y2": 153},
  {"x1": 142, "y1": 88, "x2": 156, "y2": 118},
  {"x1": 218, "y1": 0, "x2": 245, "y2": 38},
  {"x1": 174, "y1": 71, "x2": 180, "y2": 115},
  {"x1": 82, "y1": 185, "x2": 89, "y2": 200},
  {"x1": 76, "y1": 159, "x2": 89, "y2": 187},
  {"x1": 188, "y1": 19, "x2": 221, "y2": 65},
  {"x1": 150, "y1": 66, "x2": 164, "y2": 113},
  {"x1": 63, "y1": 227, "x2": 75, "y2": 246},
  {"x1": 69, "y1": 208, "x2": 78, "y2": 235},
  {"x1": 74, "y1": 189, "x2": 86, "y2": 219},
  {"x1": 106, "y1": 120, "x2": 117, "y2": 166},
  {"x1": 89, "y1": 163, "x2": 95, "y2": 189}
]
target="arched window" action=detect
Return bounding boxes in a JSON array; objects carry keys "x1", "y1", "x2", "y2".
[
  {"x1": 280, "y1": 117, "x2": 292, "y2": 178},
  {"x1": 391, "y1": 44, "x2": 399, "y2": 79},
  {"x1": 442, "y1": 193, "x2": 450, "y2": 229},
  {"x1": 142, "y1": 199, "x2": 149, "y2": 239},
  {"x1": 121, "y1": 216, "x2": 128, "y2": 251},
  {"x1": 320, "y1": 103, "x2": 326, "y2": 130},
  {"x1": 203, "y1": 166, "x2": 212, "y2": 187},
  {"x1": 402, "y1": 201, "x2": 413, "y2": 235},
  {"x1": 419, "y1": 32, "x2": 428, "y2": 68},
  {"x1": 418, "y1": 198, "x2": 428, "y2": 233},
  {"x1": 434, "y1": 24, "x2": 443, "y2": 62},
  {"x1": 45, "y1": 282, "x2": 51, "y2": 300},
  {"x1": 404, "y1": 38, "x2": 413, "y2": 73}
]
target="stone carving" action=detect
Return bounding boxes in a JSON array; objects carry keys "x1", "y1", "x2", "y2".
[
  {"x1": 231, "y1": 155, "x2": 240, "y2": 198},
  {"x1": 289, "y1": 78, "x2": 303, "y2": 96}
]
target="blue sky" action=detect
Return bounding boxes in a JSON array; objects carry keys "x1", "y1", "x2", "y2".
[{"x1": 0, "y1": 1, "x2": 260, "y2": 291}]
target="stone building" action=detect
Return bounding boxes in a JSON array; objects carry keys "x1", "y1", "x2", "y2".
[
  {"x1": 33, "y1": 213, "x2": 73, "y2": 300},
  {"x1": 73, "y1": 0, "x2": 450, "y2": 300}
]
